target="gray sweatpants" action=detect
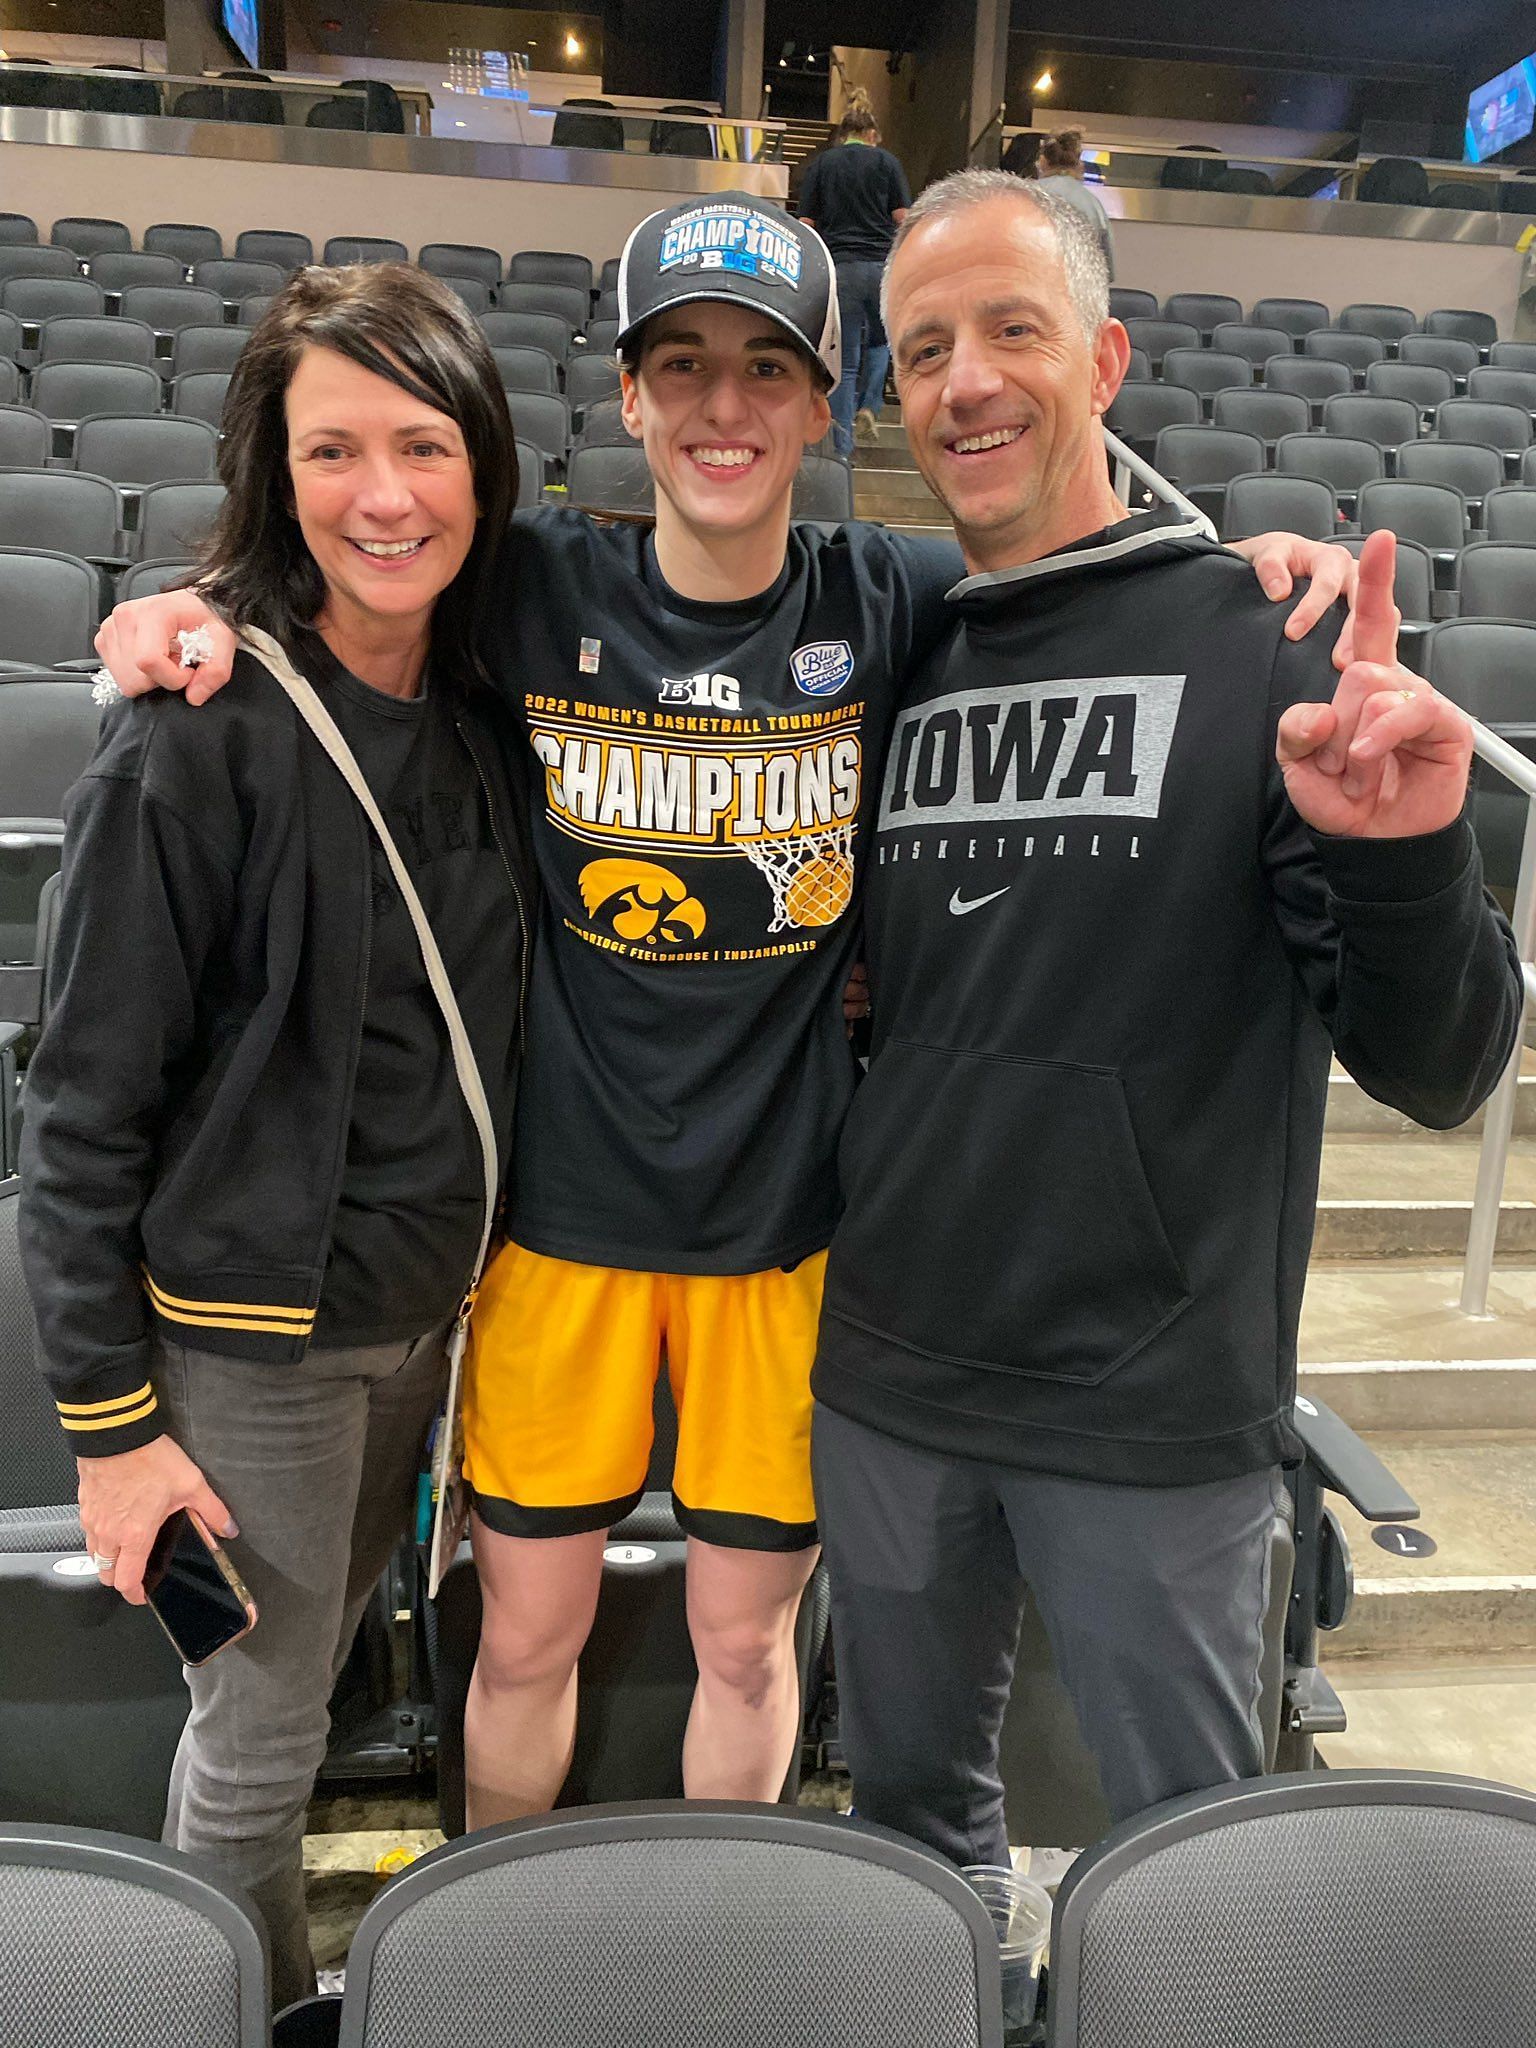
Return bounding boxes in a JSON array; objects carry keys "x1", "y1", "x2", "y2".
[
  {"x1": 154, "y1": 1328, "x2": 449, "y2": 2010},
  {"x1": 812, "y1": 1403, "x2": 1282, "y2": 1868}
]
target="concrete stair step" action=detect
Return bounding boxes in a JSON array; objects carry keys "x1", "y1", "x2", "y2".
[
  {"x1": 851, "y1": 445, "x2": 924, "y2": 472},
  {"x1": 1300, "y1": 1359, "x2": 1536, "y2": 1432},
  {"x1": 854, "y1": 498, "x2": 952, "y2": 528},
  {"x1": 1323, "y1": 1430, "x2": 1536, "y2": 1661},
  {"x1": 851, "y1": 466, "x2": 944, "y2": 505},
  {"x1": 1312, "y1": 1135, "x2": 1536, "y2": 1257},
  {"x1": 1318, "y1": 1658, "x2": 1536, "y2": 1789},
  {"x1": 1324, "y1": 1067, "x2": 1536, "y2": 1138},
  {"x1": 1300, "y1": 1262, "x2": 1536, "y2": 1366}
]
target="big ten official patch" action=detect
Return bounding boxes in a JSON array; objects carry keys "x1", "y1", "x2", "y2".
[
  {"x1": 658, "y1": 202, "x2": 803, "y2": 289},
  {"x1": 791, "y1": 640, "x2": 854, "y2": 699}
]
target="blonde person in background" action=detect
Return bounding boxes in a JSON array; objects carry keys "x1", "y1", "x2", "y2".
[{"x1": 1030, "y1": 126, "x2": 1115, "y2": 279}]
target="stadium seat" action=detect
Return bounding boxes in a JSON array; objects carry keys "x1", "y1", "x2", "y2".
[
  {"x1": 512, "y1": 439, "x2": 544, "y2": 510},
  {"x1": 0, "y1": 711, "x2": 75, "y2": 1029},
  {"x1": 1320, "y1": 392, "x2": 1420, "y2": 458},
  {"x1": 0, "y1": 361, "x2": 15, "y2": 404},
  {"x1": 1399, "y1": 334, "x2": 1478, "y2": 389},
  {"x1": 1121, "y1": 347, "x2": 1152, "y2": 381},
  {"x1": 1338, "y1": 302, "x2": 1416, "y2": 346},
  {"x1": 650, "y1": 105, "x2": 714, "y2": 157},
  {"x1": 1398, "y1": 437, "x2": 1504, "y2": 519},
  {"x1": 1435, "y1": 397, "x2": 1532, "y2": 472},
  {"x1": 550, "y1": 98, "x2": 625, "y2": 150},
  {"x1": 72, "y1": 413, "x2": 220, "y2": 488},
  {"x1": 0, "y1": 310, "x2": 21, "y2": 361},
  {"x1": 1210, "y1": 323, "x2": 1291, "y2": 372},
  {"x1": 1483, "y1": 486, "x2": 1536, "y2": 544},
  {"x1": 566, "y1": 351, "x2": 622, "y2": 414},
  {"x1": 498, "y1": 281, "x2": 589, "y2": 330},
  {"x1": 1458, "y1": 541, "x2": 1536, "y2": 622},
  {"x1": 118, "y1": 556, "x2": 195, "y2": 600},
  {"x1": 1468, "y1": 367, "x2": 1536, "y2": 418},
  {"x1": 193, "y1": 258, "x2": 285, "y2": 306},
  {"x1": 1047, "y1": 1771, "x2": 1536, "y2": 2048},
  {"x1": 0, "y1": 214, "x2": 38, "y2": 246},
  {"x1": 1489, "y1": 342, "x2": 1536, "y2": 374},
  {"x1": 322, "y1": 236, "x2": 408, "y2": 266},
  {"x1": 143, "y1": 222, "x2": 224, "y2": 268},
  {"x1": 1250, "y1": 297, "x2": 1329, "y2": 344},
  {"x1": 598, "y1": 255, "x2": 622, "y2": 295},
  {"x1": 0, "y1": 275, "x2": 104, "y2": 325},
  {"x1": 480, "y1": 309, "x2": 572, "y2": 361},
  {"x1": 1275, "y1": 433, "x2": 1384, "y2": 511},
  {"x1": 1526, "y1": 447, "x2": 1536, "y2": 486},
  {"x1": 1104, "y1": 382, "x2": 1201, "y2": 461},
  {"x1": 1356, "y1": 479, "x2": 1465, "y2": 594},
  {"x1": 30, "y1": 359, "x2": 163, "y2": 422},
  {"x1": 1221, "y1": 471, "x2": 1340, "y2": 542},
  {"x1": 238, "y1": 295, "x2": 278, "y2": 327},
  {"x1": 0, "y1": 467, "x2": 120, "y2": 561},
  {"x1": 234, "y1": 228, "x2": 313, "y2": 271},
  {"x1": 308, "y1": 91, "x2": 367, "y2": 128},
  {"x1": 585, "y1": 317, "x2": 621, "y2": 356},
  {"x1": 593, "y1": 287, "x2": 621, "y2": 323},
  {"x1": 503, "y1": 391, "x2": 571, "y2": 475},
  {"x1": 566, "y1": 440, "x2": 654, "y2": 512},
  {"x1": 0, "y1": 549, "x2": 98, "y2": 665},
  {"x1": 1162, "y1": 349, "x2": 1251, "y2": 412},
  {"x1": 1264, "y1": 355, "x2": 1352, "y2": 423},
  {"x1": 1217, "y1": 167, "x2": 1273, "y2": 194},
  {"x1": 1161, "y1": 292, "x2": 1242, "y2": 340},
  {"x1": 1211, "y1": 387, "x2": 1309, "y2": 450},
  {"x1": 435, "y1": 275, "x2": 495, "y2": 314},
  {"x1": 490, "y1": 344, "x2": 561, "y2": 395},
  {"x1": 1336, "y1": 534, "x2": 1434, "y2": 659},
  {"x1": 1365, "y1": 359, "x2": 1455, "y2": 413},
  {"x1": 87, "y1": 251, "x2": 184, "y2": 296},
  {"x1": 1431, "y1": 181, "x2": 1499, "y2": 210},
  {"x1": 170, "y1": 370, "x2": 232, "y2": 428},
  {"x1": 120, "y1": 284, "x2": 224, "y2": 336},
  {"x1": 0, "y1": 405, "x2": 49, "y2": 466},
  {"x1": 38, "y1": 314, "x2": 157, "y2": 368},
  {"x1": 575, "y1": 398, "x2": 636, "y2": 449},
  {"x1": 134, "y1": 479, "x2": 225, "y2": 559},
  {"x1": 1161, "y1": 148, "x2": 1226, "y2": 190},
  {"x1": 0, "y1": 246, "x2": 81, "y2": 283},
  {"x1": 1108, "y1": 287, "x2": 1158, "y2": 322},
  {"x1": 417, "y1": 242, "x2": 502, "y2": 291},
  {"x1": 1122, "y1": 317, "x2": 1200, "y2": 371},
  {"x1": 1303, "y1": 329, "x2": 1386, "y2": 382},
  {"x1": 505, "y1": 250, "x2": 596, "y2": 295},
  {"x1": 1357, "y1": 156, "x2": 1430, "y2": 205},
  {"x1": 793, "y1": 454, "x2": 855, "y2": 522},
  {"x1": 1150, "y1": 425, "x2": 1264, "y2": 526},
  {"x1": 170, "y1": 323, "x2": 249, "y2": 377},
  {"x1": 1429, "y1": 618, "x2": 1536, "y2": 885},
  {"x1": 1425, "y1": 307, "x2": 1499, "y2": 354},
  {"x1": 49, "y1": 215, "x2": 131, "y2": 261}
]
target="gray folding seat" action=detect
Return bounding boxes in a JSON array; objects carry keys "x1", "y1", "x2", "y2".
[
  {"x1": 1210, "y1": 323, "x2": 1291, "y2": 372},
  {"x1": 593, "y1": 287, "x2": 620, "y2": 323},
  {"x1": 169, "y1": 369, "x2": 231, "y2": 428},
  {"x1": 0, "y1": 405, "x2": 49, "y2": 466},
  {"x1": 1364, "y1": 359, "x2": 1455, "y2": 413},
  {"x1": 0, "y1": 246, "x2": 80, "y2": 283},
  {"x1": 1435, "y1": 397, "x2": 1531, "y2": 470},
  {"x1": 793, "y1": 453, "x2": 854, "y2": 522},
  {"x1": 193, "y1": 258, "x2": 284, "y2": 307},
  {"x1": 143, "y1": 221, "x2": 224, "y2": 268},
  {"x1": 585, "y1": 317, "x2": 620, "y2": 356},
  {"x1": 322, "y1": 235, "x2": 407, "y2": 266},
  {"x1": 575, "y1": 398, "x2": 633, "y2": 449},
  {"x1": 1425, "y1": 307, "x2": 1499, "y2": 354},
  {"x1": 1162, "y1": 292, "x2": 1242, "y2": 340},
  {"x1": 1398, "y1": 436, "x2": 1503, "y2": 521},
  {"x1": 512, "y1": 439, "x2": 544, "y2": 510},
  {"x1": 0, "y1": 214, "x2": 37, "y2": 246},
  {"x1": 72, "y1": 413, "x2": 219, "y2": 487},
  {"x1": 496, "y1": 280, "x2": 589, "y2": 330},
  {"x1": 480, "y1": 309, "x2": 572, "y2": 361},
  {"x1": 238, "y1": 294, "x2": 278, "y2": 327},
  {"x1": 119, "y1": 284, "x2": 224, "y2": 336},
  {"x1": 1399, "y1": 334, "x2": 1478, "y2": 389},
  {"x1": 1250, "y1": 297, "x2": 1328, "y2": 344},
  {"x1": 1336, "y1": 534, "x2": 1434, "y2": 657},
  {"x1": 50, "y1": 215, "x2": 131, "y2": 261},
  {"x1": 0, "y1": 1823, "x2": 268, "y2": 2037},
  {"x1": 1458, "y1": 540, "x2": 1536, "y2": 623},
  {"x1": 418, "y1": 242, "x2": 501, "y2": 290},
  {"x1": 1338, "y1": 302, "x2": 1416, "y2": 346},
  {"x1": 134, "y1": 479, "x2": 225, "y2": 559},
  {"x1": 0, "y1": 549, "x2": 98, "y2": 665},
  {"x1": 38, "y1": 314, "x2": 156, "y2": 368},
  {"x1": 1356, "y1": 479, "x2": 1466, "y2": 601},
  {"x1": 1431, "y1": 181, "x2": 1499, "y2": 210},
  {"x1": 1482, "y1": 486, "x2": 1536, "y2": 544},
  {"x1": 505, "y1": 249, "x2": 594, "y2": 295},
  {"x1": 88, "y1": 251, "x2": 183, "y2": 298},
  {"x1": 0, "y1": 467, "x2": 120, "y2": 560},
  {"x1": 1211, "y1": 387, "x2": 1309, "y2": 450},
  {"x1": 31, "y1": 359, "x2": 162, "y2": 424},
  {"x1": 1303, "y1": 329, "x2": 1386, "y2": 382},
  {"x1": 1122, "y1": 317, "x2": 1200, "y2": 371},
  {"x1": 1105, "y1": 381, "x2": 1200, "y2": 461},
  {"x1": 1429, "y1": 617, "x2": 1536, "y2": 886},
  {"x1": 566, "y1": 350, "x2": 621, "y2": 414},
  {"x1": 1275, "y1": 433, "x2": 1384, "y2": 512},
  {"x1": 1150, "y1": 425, "x2": 1264, "y2": 525},
  {"x1": 503, "y1": 391, "x2": 571, "y2": 475},
  {"x1": 1162, "y1": 348, "x2": 1250, "y2": 412},
  {"x1": 170, "y1": 323, "x2": 249, "y2": 377},
  {"x1": 598, "y1": 254, "x2": 622, "y2": 295},
  {"x1": 1526, "y1": 446, "x2": 1536, "y2": 485},
  {"x1": 1468, "y1": 367, "x2": 1536, "y2": 418},
  {"x1": 1108, "y1": 287, "x2": 1158, "y2": 322},
  {"x1": 1264, "y1": 355, "x2": 1352, "y2": 423},
  {"x1": 234, "y1": 227, "x2": 313, "y2": 271},
  {"x1": 1320, "y1": 392, "x2": 1419, "y2": 457},
  {"x1": 567, "y1": 440, "x2": 654, "y2": 514},
  {"x1": 0, "y1": 360, "x2": 15, "y2": 403},
  {"x1": 118, "y1": 556, "x2": 195, "y2": 599},
  {"x1": 1490, "y1": 341, "x2": 1536, "y2": 374},
  {"x1": 0, "y1": 311, "x2": 20, "y2": 362},
  {"x1": 435, "y1": 275, "x2": 494, "y2": 314},
  {"x1": 1221, "y1": 471, "x2": 1339, "y2": 542},
  {"x1": 1122, "y1": 346, "x2": 1151, "y2": 381},
  {"x1": 0, "y1": 276, "x2": 104, "y2": 325},
  {"x1": 491, "y1": 345, "x2": 560, "y2": 395}
]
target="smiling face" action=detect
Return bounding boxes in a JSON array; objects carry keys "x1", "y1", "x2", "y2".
[
  {"x1": 619, "y1": 300, "x2": 831, "y2": 544},
  {"x1": 887, "y1": 195, "x2": 1128, "y2": 572},
  {"x1": 284, "y1": 342, "x2": 479, "y2": 643}
]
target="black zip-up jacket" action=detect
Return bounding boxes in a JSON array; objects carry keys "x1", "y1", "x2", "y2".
[
  {"x1": 814, "y1": 514, "x2": 1524, "y2": 1485},
  {"x1": 20, "y1": 651, "x2": 535, "y2": 1458}
]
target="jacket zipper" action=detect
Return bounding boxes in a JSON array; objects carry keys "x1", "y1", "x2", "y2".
[{"x1": 456, "y1": 718, "x2": 531, "y2": 1041}]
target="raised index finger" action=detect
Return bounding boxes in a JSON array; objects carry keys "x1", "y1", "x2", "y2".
[{"x1": 1350, "y1": 528, "x2": 1400, "y2": 671}]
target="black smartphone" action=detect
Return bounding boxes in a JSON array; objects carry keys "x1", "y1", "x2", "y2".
[{"x1": 143, "y1": 1509, "x2": 258, "y2": 1666}]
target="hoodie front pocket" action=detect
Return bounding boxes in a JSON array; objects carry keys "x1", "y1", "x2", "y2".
[{"x1": 829, "y1": 1038, "x2": 1191, "y2": 1385}]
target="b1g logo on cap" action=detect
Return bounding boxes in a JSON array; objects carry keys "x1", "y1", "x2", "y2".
[
  {"x1": 658, "y1": 203, "x2": 802, "y2": 289},
  {"x1": 790, "y1": 640, "x2": 854, "y2": 697}
]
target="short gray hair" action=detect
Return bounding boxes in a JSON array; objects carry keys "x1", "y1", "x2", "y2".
[{"x1": 881, "y1": 169, "x2": 1110, "y2": 343}]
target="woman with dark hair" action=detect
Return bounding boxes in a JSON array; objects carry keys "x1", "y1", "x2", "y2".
[
  {"x1": 20, "y1": 261, "x2": 534, "y2": 2009},
  {"x1": 1034, "y1": 125, "x2": 1115, "y2": 277}
]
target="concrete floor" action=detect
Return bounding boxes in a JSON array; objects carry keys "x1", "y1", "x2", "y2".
[
  {"x1": 1322, "y1": 1664, "x2": 1536, "y2": 1792},
  {"x1": 1299, "y1": 1261, "x2": 1536, "y2": 1363}
]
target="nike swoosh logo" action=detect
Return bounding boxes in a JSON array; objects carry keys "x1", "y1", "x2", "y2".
[{"x1": 948, "y1": 886, "x2": 1011, "y2": 916}]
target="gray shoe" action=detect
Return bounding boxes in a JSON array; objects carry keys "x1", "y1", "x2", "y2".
[{"x1": 853, "y1": 407, "x2": 879, "y2": 445}]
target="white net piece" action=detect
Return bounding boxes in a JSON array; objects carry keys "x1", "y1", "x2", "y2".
[{"x1": 742, "y1": 823, "x2": 856, "y2": 934}]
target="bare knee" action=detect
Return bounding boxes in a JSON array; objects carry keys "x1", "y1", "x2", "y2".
[
  {"x1": 692, "y1": 1616, "x2": 792, "y2": 1707},
  {"x1": 474, "y1": 1599, "x2": 590, "y2": 1694}
]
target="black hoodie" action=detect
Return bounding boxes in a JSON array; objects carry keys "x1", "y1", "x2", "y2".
[{"x1": 813, "y1": 513, "x2": 1523, "y2": 1485}]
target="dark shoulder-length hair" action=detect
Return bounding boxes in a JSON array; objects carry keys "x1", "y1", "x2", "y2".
[{"x1": 194, "y1": 263, "x2": 517, "y2": 690}]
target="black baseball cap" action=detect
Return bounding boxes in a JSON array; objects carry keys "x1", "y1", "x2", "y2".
[{"x1": 615, "y1": 192, "x2": 841, "y2": 388}]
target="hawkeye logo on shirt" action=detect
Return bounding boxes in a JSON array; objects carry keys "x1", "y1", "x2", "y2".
[{"x1": 579, "y1": 858, "x2": 706, "y2": 946}]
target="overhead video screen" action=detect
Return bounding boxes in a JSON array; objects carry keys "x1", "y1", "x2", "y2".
[
  {"x1": 1465, "y1": 55, "x2": 1536, "y2": 165},
  {"x1": 221, "y1": 0, "x2": 261, "y2": 71}
]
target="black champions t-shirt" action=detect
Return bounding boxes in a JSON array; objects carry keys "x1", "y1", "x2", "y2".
[{"x1": 482, "y1": 510, "x2": 959, "y2": 1274}]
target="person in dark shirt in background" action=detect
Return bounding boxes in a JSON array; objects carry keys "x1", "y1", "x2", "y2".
[{"x1": 799, "y1": 95, "x2": 912, "y2": 456}]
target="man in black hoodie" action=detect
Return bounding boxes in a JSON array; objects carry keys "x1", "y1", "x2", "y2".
[{"x1": 811, "y1": 171, "x2": 1524, "y2": 1867}]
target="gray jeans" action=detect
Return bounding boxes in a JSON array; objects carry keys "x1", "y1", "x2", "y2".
[
  {"x1": 813, "y1": 1403, "x2": 1281, "y2": 1868},
  {"x1": 154, "y1": 1328, "x2": 449, "y2": 2010}
]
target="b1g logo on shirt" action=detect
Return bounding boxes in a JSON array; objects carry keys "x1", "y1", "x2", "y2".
[
  {"x1": 790, "y1": 640, "x2": 854, "y2": 698},
  {"x1": 658, "y1": 671, "x2": 741, "y2": 710}
]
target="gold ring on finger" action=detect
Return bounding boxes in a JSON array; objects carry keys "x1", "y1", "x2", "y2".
[{"x1": 1397, "y1": 688, "x2": 1417, "y2": 702}]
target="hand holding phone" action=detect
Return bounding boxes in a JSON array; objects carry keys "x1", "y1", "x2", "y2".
[{"x1": 144, "y1": 1509, "x2": 258, "y2": 1665}]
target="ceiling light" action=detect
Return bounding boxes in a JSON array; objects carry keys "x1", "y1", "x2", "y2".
[
  {"x1": 564, "y1": 31, "x2": 581, "y2": 56},
  {"x1": 1033, "y1": 69, "x2": 1053, "y2": 93}
]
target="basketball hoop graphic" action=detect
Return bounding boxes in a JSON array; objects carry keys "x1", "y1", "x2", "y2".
[{"x1": 742, "y1": 822, "x2": 856, "y2": 933}]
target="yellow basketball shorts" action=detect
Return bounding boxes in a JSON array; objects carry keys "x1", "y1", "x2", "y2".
[{"x1": 462, "y1": 1241, "x2": 826, "y2": 1551}]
